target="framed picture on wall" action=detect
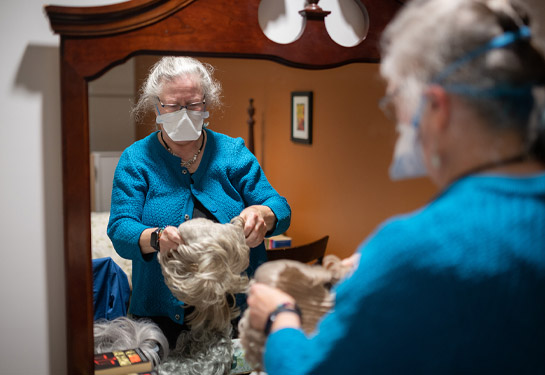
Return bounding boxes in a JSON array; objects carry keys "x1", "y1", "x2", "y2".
[{"x1": 291, "y1": 91, "x2": 313, "y2": 144}]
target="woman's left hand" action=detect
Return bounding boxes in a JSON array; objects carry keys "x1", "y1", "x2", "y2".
[{"x1": 239, "y1": 205, "x2": 276, "y2": 247}]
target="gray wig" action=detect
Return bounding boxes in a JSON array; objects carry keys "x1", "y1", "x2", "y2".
[
  {"x1": 93, "y1": 317, "x2": 169, "y2": 368},
  {"x1": 133, "y1": 56, "x2": 222, "y2": 121},
  {"x1": 238, "y1": 255, "x2": 351, "y2": 370},
  {"x1": 157, "y1": 216, "x2": 250, "y2": 375},
  {"x1": 158, "y1": 216, "x2": 249, "y2": 331},
  {"x1": 380, "y1": 0, "x2": 545, "y2": 158}
]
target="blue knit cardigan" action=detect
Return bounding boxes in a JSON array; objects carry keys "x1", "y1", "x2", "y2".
[
  {"x1": 265, "y1": 173, "x2": 545, "y2": 374},
  {"x1": 107, "y1": 129, "x2": 291, "y2": 323}
]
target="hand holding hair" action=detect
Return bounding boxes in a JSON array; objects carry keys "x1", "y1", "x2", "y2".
[
  {"x1": 239, "y1": 205, "x2": 276, "y2": 247},
  {"x1": 158, "y1": 225, "x2": 184, "y2": 254},
  {"x1": 247, "y1": 283, "x2": 298, "y2": 332},
  {"x1": 239, "y1": 255, "x2": 346, "y2": 370}
]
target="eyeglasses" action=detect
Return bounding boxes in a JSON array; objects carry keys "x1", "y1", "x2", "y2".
[{"x1": 157, "y1": 96, "x2": 206, "y2": 113}]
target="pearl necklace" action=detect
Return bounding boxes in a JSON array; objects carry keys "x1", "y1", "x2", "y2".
[{"x1": 160, "y1": 131, "x2": 205, "y2": 169}]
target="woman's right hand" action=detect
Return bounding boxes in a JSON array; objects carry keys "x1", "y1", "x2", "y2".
[
  {"x1": 158, "y1": 225, "x2": 184, "y2": 255},
  {"x1": 139, "y1": 225, "x2": 184, "y2": 255},
  {"x1": 341, "y1": 252, "x2": 361, "y2": 270}
]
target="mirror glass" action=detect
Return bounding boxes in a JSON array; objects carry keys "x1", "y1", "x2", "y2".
[
  {"x1": 89, "y1": 58, "x2": 136, "y2": 291},
  {"x1": 88, "y1": 55, "x2": 436, "y2": 321}
]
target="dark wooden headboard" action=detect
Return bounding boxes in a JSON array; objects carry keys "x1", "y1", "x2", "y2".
[{"x1": 44, "y1": 0, "x2": 403, "y2": 373}]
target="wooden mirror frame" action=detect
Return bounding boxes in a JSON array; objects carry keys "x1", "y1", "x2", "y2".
[{"x1": 44, "y1": 0, "x2": 403, "y2": 373}]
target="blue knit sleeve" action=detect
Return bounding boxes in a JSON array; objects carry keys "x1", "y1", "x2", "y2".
[
  {"x1": 107, "y1": 149, "x2": 150, "y2": 261},
  {"x1": 228, "y1": 138, "x2": 291, "y2": 236},
  {"x1": 264, "y1": 176, "x2": 545, "y2": 373},
  {"x1": 262, "y1": 209, "x2": 435, "y2": 375}
]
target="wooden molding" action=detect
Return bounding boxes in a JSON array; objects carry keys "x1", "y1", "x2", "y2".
[{"x1": 45, "y1": 0, "x2": 195, "y2": 36}]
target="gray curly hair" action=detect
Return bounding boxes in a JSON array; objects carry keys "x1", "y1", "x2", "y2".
[
  {"x1": 93, "y1": 317, "x2": 169, "y2": 368},
  {"x1": 158, "y1": 216, "x2": 249, "y2": 331},
  {"x1": 238, "y1": 255, "x2": 352, "y2": 371},
  {"x1": 157, "y1": 216, "x2": 249, "y2": 375},
  {"x1": 133, "y1": 56, "x2": 222, "y2": 121}
]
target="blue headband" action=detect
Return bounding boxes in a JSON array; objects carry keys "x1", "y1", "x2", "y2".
[
  {"x1": 433, "y1": 25, "x2": 531, "y2": 84},
  {"x1": 411, "y1": 25, "x2": 532, "y2": 128}
]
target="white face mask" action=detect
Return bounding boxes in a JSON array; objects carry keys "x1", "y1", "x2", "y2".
[
  {"x1": 389, "y1": 122, "x2": 428, "y2": 180},
  {"x1": 156, "y1": 109, "x2": 209, "y2": 141}
]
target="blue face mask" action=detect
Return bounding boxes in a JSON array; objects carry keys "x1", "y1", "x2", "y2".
[{"x1": 389, "y1": 25, "x2": 532, "y2": 181}]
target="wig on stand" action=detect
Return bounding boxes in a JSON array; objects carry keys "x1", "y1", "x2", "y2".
[{"x1": 238, "y1": 255, "x2": 351, "y2": 370}]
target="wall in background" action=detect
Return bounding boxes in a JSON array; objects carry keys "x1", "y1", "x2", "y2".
[{"x1": 89, "y1": 60, "x2": 136, "y2": 152}]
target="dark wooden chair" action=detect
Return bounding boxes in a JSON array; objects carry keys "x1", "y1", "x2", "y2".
[{"x1": 266, "y1": 235, "x2": 329, "y2": 264}]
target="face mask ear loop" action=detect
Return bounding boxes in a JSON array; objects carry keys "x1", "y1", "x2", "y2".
[
  {"x1": 411, "y1": 97, "x2": 427, "y2": 130},
  {"x1": 433, "y1": 25, "x2": 531, "y2": 84}
]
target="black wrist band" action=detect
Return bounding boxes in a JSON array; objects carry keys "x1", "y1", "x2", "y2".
[
  {"x1": 150, "y1": 226, "x2": 165, "y2": 251},
  {"x1": 264, "y1": 302, "x2": 302, "y2": 336}
]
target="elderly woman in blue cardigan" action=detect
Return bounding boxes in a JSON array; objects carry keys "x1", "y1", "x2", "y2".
[
  {"x1": 107, "y1": 56, "x2": 291, "y2": 348},
  {"x1": 247, "y1": 0, "x2": 545, "y2": 373}
]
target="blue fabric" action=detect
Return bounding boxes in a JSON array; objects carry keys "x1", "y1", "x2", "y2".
[
  {"x1": 107, "y1": 129, "x2": 291, "y2": 324},
  {"x1": 92, "y1": 257, "x2": 131, "y2": 321},
  {"x1": 264, "y1": 173, "x2": 545, "y2": 374}
]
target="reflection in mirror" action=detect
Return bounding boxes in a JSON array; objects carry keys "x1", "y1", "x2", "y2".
[
  {"x1": 87, "y1": 54, "x2": 437, "y2": 372},
  {"x1": 88, "y1": 53, "x2": 437, "y2": 313}
]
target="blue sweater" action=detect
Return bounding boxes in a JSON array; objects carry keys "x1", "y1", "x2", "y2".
[
  {"x1": 107, "y1": 130, "x2": 291, "y2": 323},
  {"x1": 265, "y1": 173, "x2": 545, "y2": 374}
]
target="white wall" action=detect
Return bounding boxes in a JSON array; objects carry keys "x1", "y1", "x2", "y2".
[{"x1": 0, "y1": 2, "x2": 118, "y2": 374}]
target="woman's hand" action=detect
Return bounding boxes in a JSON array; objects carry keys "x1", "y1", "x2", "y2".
[
  {"x1": 158, "y1": 225, "x2": 184, "y2": 255},
  {"x1": 248, "y1": 283, "x2": 300, "y2": 333},
  {"x1": 239, "y1": 205, "x2": 276, "y2": 247},
  {"x1": 341, "y1": 252, "x2": 361, "y2": 270},
  {"x1": 139, "y1": 225, "x2": 184, "y2": 255}
]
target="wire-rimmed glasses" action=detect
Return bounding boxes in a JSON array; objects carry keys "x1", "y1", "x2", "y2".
[{"x1": 157, "y1": 96, "x2": 206, "y2": 113}]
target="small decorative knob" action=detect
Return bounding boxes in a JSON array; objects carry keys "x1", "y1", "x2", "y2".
[
  {"x1": 306, "y1": 0, "x2": 323, "y2": 11},
  {"x1": 300, "y1": 0, "x2": 331, "y2": 20}
]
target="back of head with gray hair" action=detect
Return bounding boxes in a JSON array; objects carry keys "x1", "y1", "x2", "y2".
[
  {"x1": 133, "y1": 56, "x2": 222, "y2": 121},
  {"x1": 380, "y1": 0, "x2": 545, "y2": 160}
]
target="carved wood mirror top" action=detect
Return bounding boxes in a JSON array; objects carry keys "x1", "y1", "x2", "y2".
[{"x1": 44, "y1": 0, "x2": 403, "y2": 372}]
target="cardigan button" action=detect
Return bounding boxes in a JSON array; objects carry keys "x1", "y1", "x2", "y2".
[
  {"x1": 175, "y1": 314, "x2": 181, "y2": 321},
  {"x1": 182, "y1": 169, "x2": 188, "y2": 174},
  {"x1": 184, "y1": 214, "x2": 190, "y2": 220}
]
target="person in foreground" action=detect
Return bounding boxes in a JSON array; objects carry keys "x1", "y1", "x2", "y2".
[
  {"x1": 107, "y1": 56, "x2": 291, "y2": 348},
  {"x1": 247, "y1": 0, "x2": 545, "y2": 373}
]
